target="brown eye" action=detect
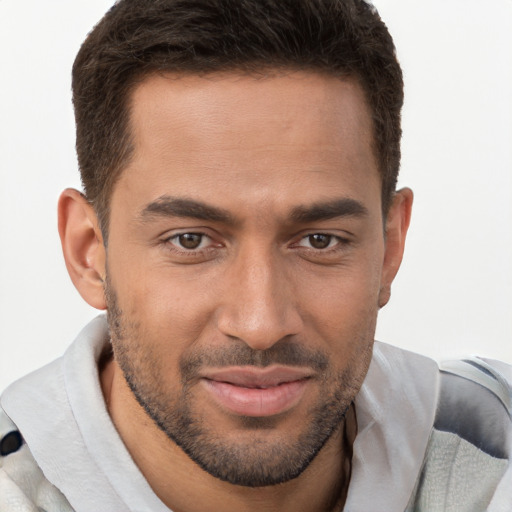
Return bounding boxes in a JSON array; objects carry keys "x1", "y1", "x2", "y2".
[
  {"x1": 308, "y1": 234, "x2": 332, "y2": 249},
  {"x1": 178, "y1": 233, "x2": 203, "y2": 249}
]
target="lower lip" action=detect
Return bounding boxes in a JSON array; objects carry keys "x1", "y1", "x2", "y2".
[{"x1": 201, "y1": 378, "x2": 309, "y2": 417}]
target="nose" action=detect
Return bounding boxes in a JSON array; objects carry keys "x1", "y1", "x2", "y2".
[{"x1": 216, "y1": 244, "x2": 303, "y2": 351}]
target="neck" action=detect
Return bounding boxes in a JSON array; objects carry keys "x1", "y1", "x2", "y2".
[{"x1": 101, "y1": 357, "x2": 356, "y2": 512}]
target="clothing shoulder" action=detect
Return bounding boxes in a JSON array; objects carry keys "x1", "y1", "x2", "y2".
[
  {"x1": 409, "y1": 357, "x2": 512, "y2": 512},
  {"x1": 0, "y1": 408, "x2": 74, "y2": 511},
  {"x1": 436, "y1": 357, "x2": 511, "y2": 459}
]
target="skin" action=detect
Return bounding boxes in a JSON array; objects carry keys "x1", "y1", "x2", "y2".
[{"x1": 58, "y1": 71, "x2": 412, "y2": 512}]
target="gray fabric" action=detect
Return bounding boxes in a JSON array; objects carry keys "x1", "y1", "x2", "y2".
[
  {"x1": 407, "y1": 430, "x2": 508, "y2": 512},
  {"x1": 1, "y1": 317, "x2": 511, "y2": 511},
  {"x1": 1, "y1": 317, "x2": 168, "y2": 512},
  {"x1": 0, "y1": 442, "x2": 73, "y2": 512},
  {"x1": 406, "y1": 356, "x2": 512, "y2": 512}
]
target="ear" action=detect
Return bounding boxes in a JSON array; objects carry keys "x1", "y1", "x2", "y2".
[
  {"x1": 378, "y1": 188, "x2": 413, "y2": 308},
  {"x1": 58, "y1": 188, "x2": 107, "y2": 310}
]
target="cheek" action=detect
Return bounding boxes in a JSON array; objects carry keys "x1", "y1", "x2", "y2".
[
  {"x1": 110, "y1": 260, "x2": 220, "y2": 354},
  {"x1": 298, "y1": 259, "x2": 382, "y2": 321},
  {"x1": 294, "y1": 259, "x2": 382, "y2": 360}
]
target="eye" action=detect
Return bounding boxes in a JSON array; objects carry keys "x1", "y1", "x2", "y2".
[
  {"x1": 297, "y1": 234, "x2": 340, "y2": 250},
  {"x1": 168, "y1": 232, "x2": 210, "y2": 250}
]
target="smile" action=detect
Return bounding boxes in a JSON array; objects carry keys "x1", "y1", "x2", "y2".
[{"x1": 200, "y1": 366, "x2": 313, "y2": 417}]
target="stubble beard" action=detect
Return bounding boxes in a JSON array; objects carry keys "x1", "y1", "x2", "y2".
[{"x1": 105, "y1": 278, "x2": 374, "y2": 487}]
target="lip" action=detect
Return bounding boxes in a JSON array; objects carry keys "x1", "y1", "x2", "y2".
[{"x1": 200, "y1": 366, "x2": 313, "y2": 417}]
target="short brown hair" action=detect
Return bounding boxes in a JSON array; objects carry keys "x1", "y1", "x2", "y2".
[{"x1": 73, "y1": 0, "x2": 403, "y2": 236}]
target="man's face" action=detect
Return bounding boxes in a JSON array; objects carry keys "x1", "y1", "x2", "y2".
[{"x1": 105, "y1": 71, "x2": 387, "y2": 486}]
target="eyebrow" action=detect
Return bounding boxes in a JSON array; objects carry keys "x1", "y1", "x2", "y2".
[
  {"x1": 139, "y1": 196, "x2": 236, "y2": 225},
  {"x1": 138, "y1": 195, "x2": 368, "y2": 226},
  {"x1": 290, "y1": 198, "x2": 369, "y2": 223}
]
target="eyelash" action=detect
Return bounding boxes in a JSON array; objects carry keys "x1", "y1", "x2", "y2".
[
  {"x1": 163, "y1": 231, "x2": 350, "y2": 255},
  {"x1": 294, "y1": 233, "x2": 350, "y2": 251},
  {"x1": 164, "y1": 232, "x2": 217, "y2": 255}
]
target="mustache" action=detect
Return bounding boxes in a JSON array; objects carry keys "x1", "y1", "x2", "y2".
[{"x1": 180, "y1": 339, "x2": 329, "y2": 380}]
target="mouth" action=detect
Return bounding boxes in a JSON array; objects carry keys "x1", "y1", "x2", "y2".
[{"x1": 200, "y1": 366, "x2": 313, "y2": 417}]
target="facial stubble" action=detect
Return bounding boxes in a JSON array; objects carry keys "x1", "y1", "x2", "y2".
[{"x1": 104, "y1": 277, "x2": 373, "y2": 487}]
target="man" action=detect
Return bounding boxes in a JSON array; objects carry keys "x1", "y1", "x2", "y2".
[{"x1": 0, "y1": 0, "x2": 510, "y2": 510}]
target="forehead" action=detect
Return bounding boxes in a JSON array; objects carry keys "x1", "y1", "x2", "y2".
[
  {"x1": 128, "y1": 70, "x2": 374, "y2": 153},
  {"x1": 115, "y1": 70, "x2": 380, "y2": 220}
]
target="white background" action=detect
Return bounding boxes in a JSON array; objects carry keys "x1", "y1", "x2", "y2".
[{"x1": 1, "y1": 0, "x2": 511, "y2": 391}]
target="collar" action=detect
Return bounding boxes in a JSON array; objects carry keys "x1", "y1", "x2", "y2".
[{"x1": 346, "y1": 341, "x2": 439, "y2": 511}]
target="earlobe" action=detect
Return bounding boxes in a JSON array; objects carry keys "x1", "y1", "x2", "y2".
[
  {"x1": 378, "y1": 188, "x2": 413, "y2": 308},
  {"x1": 58, "y1": 188, "x2": 107, "y2": 310}
]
